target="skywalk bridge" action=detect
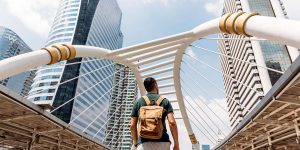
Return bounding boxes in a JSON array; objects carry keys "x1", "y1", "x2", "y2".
[
  {"x1": 0, "y1": 85, "x2": 109, "y2": 150},
  {"x1": 1, "y1": 12, "x2": 300, "y2": 149}
]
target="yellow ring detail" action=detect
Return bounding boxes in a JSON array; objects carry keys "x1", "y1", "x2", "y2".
[
  {"x1": 62, "y1": 44, "x2": 76, "y2": 60},
  {"x1": 189, "y1": 134, "x2": 197, "y2": 144},
  {"x1": 225, "y1": 12, "x2": 244, "y2": 34},
  {"x1": 42, "y1": 47, "x2": 59, "y2": 65},
  {"x1": 219, "y1": 13, "x2": 232, "y2": 33},
  {"x1": 236, "y1": 12, "x2": 259, "y2": 36},
  {"x1": 52, "y1": 45, "x2": 68, "y2": 61}
]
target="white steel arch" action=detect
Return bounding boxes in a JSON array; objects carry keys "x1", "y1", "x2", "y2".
[{"x1": 1, "y1": 12, "x2": 300, "y2": 149}]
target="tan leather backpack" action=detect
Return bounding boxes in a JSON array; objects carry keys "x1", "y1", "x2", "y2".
[{"x1": 138, "y1": 95, "x2": 165, "y2": 139}]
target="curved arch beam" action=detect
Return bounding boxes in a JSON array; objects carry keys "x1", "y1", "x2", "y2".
[
  {"x1": 172, "y1": 19, "x2": 220, "y2": 150},
  {"x1": 1, "y1": 13, "x2": 300, "y2": 149}
]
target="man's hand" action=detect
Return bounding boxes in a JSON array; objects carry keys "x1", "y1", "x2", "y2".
[
  {"x1": 173, "y1": 143, "x2": 180, "y2": 150},
  {"x1": 130, "y1": 117, "x2": 138, "y2": 147},
  {"x1": 168, "y1": 112, "x2": 179, "y2": 150},
  {"x1": 131, "y1": 144, "x2": 137, "y2": 150}
]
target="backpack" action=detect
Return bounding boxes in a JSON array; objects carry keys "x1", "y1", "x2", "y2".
[{"x1": 138, "y1": 95, "x2": 165, "y2": 139}]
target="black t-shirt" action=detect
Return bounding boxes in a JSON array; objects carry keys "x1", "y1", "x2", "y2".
[{"x1": 131, "y1": 92, "x2": 174, "y2": 144}]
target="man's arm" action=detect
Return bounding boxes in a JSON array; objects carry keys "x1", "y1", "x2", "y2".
[
  {"x1": 130, "y1": 117, "x2": 138, "y2": 146},
  {"x1": 167, "y1": 112, "x2": 179, "y2": 150}
]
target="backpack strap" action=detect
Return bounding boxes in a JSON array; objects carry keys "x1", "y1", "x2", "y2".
[
  {"x1": 156, "y1": 96, "x2": 165, "y2": 106},
  {"x1": 142, "y1": 96, "x2": 151, "y2": 106}
]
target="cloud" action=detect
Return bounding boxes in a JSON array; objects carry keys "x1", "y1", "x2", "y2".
[
  {"x1": 142, "y1": 0, "x2": 224, "y2": 13},
  {"x1": 1, "y1": 0, "x2": 59, "y2": 37},
  {"x1": 142, "y1": 0, "x2": 170, "y2": 6},
  {"x1": 183, "y1": 95, "x2": 231, "y2": 146},
  {"x1": 204, "y1": 0, "x2": 223, "y2": 17},
  {"x1": 183, "y1": 47, "x2": 208, "y2": 69},
  {"x1": 141, "y1": 0, "x2": 200, "y2": 7},
  {"x1": 166, "y1": 120, "x2": 192, "y2": 149},
  {"x1": 164, "y1": 93, "x2": 230, "y2": 148},
  {"x1": 143, "y1": 0, "x2": 169, "y2": 5}
]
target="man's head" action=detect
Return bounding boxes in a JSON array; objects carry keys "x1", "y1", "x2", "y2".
[{"x1": 144, "y1": 77, "x2": 158, "y2": 93}]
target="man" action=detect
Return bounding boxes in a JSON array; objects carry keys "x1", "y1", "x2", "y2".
[{"x1": 130, "y1": 77, "x2": 179, "y2": 150}]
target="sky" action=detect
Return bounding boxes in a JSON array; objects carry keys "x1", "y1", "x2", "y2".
[{"x1": 0, "y1": 0, "x2": 300, "y2": 149}]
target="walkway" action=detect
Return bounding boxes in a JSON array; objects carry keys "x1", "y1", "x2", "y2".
[
  {"x1": 215, "y1": 56, "x2": 300, "y2": 149},
  {"x1": 0, "y1": 85, "x2": 108, "y2": 150}
]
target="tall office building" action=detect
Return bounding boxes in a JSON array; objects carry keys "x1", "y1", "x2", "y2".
[
  {"x1": 0, "y1": 26, "x2": 35, "y2": 97},
  {"x1": 28, "y1": 0, "x2": 126, "y2": 141},
  {"x1": 218, "y1": 0, "x2": 299, "y2": 128},
  {"x1": 28, "y1": 0, "x2": 82, "y2": 105},
  {"x1": 104, "y1": 64, "x2": 138, "y2": 149}
]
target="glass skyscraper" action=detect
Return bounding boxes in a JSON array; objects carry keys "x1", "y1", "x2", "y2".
[
  {"x1": 218, "y1": 0, "x2": 298, "y2": 128},
  {"x1": 28, "y1": 0, "x2": 81, "y2": 104},
  {"x1": 0, "y1": 26, "x2": 35, "y2": 97},
  {"x1": 104, "y1": 64, "x2": 138, "y2": 149},
  {"x1": 28, "y1": 0, "x2": 130, "y2": 141},
  {"x1": 246, "y1": 0, "x2": 292, "y2": 85}
]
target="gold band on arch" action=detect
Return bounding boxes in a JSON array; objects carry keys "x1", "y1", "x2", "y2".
[
  {"x1": 41, "y1": 44, "x2": 77, "y2": 65},
  {"x1": 219, "y1": 12, "x2": 259, "y2": 37},
  {"x1": 52, "y1": 45, "x2": 68, "y2": 61},
  {"x1": 41, "y1": 47, "x2": 59, "y2": 65},
  {"x1": 189, "y1": 133, "x2": 197, "y2": 144},
  {"x1": 219, "y1": 13, "x2": 232, "y2": 33},
  {"x1": 62, "y1": 44, "x2": 76, "y2": 60},
  {"x1": 226, "y1": 12, "x2": 244, "y2": 34},
  {"x1": 236, "y1": 12, "x2": 259, "y2": 36}
]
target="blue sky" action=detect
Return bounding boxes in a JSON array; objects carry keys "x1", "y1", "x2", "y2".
[
  {"x1": 1, "y1": 0, "x2": 300, "y2": 148},
  {"x1": 118, "y1": 0, "x2": 218, "y2": 46},
  {"x1": 117, "y1": 0, "x2": 226, "y2": 98},
  {"x1": 115, "y1": 1, "x2": 229, "y2": 148}
]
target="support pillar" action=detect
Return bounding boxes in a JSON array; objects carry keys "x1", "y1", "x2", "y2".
[
  {"x1": 265, "y1": 128, "x2": 273, "y2": 150},
  {"x1": 28, "y1": 128, "x2": 37, "y2": 150},
  {"x1": 293, "y1": 113, "x2": 300, "y2": 144},
  {"x1": 58, "y1": 134, "x2": 62, "y2": 150}
]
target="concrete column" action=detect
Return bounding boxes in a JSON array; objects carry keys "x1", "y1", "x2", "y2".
[
  {"x1": 241, "y1": 0, "x2": 273, "y2": 93},
  {"x1": 251, "y1": 41, "x2": 272, "y2": 94}
]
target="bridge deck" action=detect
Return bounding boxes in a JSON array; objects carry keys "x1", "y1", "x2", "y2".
[
  {"x1": 0, "y1": 86, "x2": 108, "y2": 150},
  {"x1": 215, "y1": 57, "x2": 300, "y2": 149}
]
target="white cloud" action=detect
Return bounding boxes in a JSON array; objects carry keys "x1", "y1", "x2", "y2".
[
  {"x1": 1, "y1": 0, "x2": 59, "y2": 37},
  {"x1": 141, "y1": 0, "x2": 199, "y2": 7},
  {"x1": 184, "y1": 47, "x2": 208, "y2": 69},
  {"x1": 142, "y1": 0, "x2": 170, "y2": 6},
  {"x1": 204, "y1": 0, "x2": 223, "y2": 17},
  {"x1": 166, "y1": 120, "x2": 192, "y2": 149},
  {"x1": 163, "y1": 93, "x2": 230, "y2": 148},
  {"x1": 183, "y1": 95, "x2": 231, "y2": 146}
]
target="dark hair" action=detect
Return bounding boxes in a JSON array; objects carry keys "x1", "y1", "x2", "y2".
[{"x1": 144, "y1": 77, "x2": 157, "y2": 92}]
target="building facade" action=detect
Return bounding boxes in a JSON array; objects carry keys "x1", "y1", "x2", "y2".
[
  {"x1": 218, "y1": 0, "x2": 299, "y2": 128},
  {"x1": 28, "y1": 0, "x2": 81, "y2": 105},
  {"x1": 28, "y1": 0, "x2": 129, "y2": 141},
  {"x1": 104, "y1": 64, "x2": 138, "y2": 149},
  {"x1": 0, "y1": 26, "x2": 35, "y2": 97}
]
